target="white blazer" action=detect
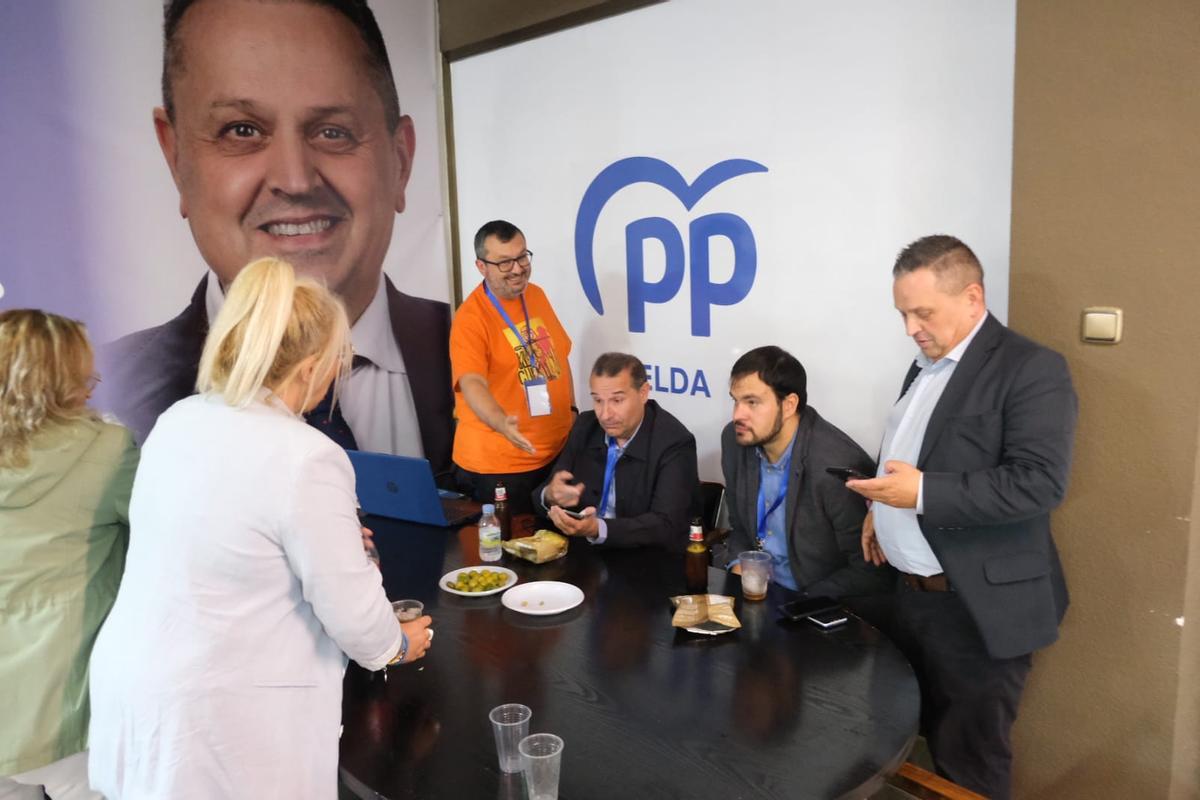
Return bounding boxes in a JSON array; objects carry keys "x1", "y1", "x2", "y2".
[{"x1": 88, "y1": 393, "x2": 402, "y2": 799}]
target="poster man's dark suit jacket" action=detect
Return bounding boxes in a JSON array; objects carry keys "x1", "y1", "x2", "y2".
[
  {"x1": 721, "y1": 408, "x2": 893, "y2": 598},
  {"x1": 533, "y1": 400, "x2": 699, "y2": 550},
  {"x1": 100, "y1": 275, "x2": 455, "y2": 478},
  {"x1": 907, "y1": 312, "x2": 1078, "y2": 659}
]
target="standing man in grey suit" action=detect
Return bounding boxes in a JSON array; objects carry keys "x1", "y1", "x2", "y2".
[
  {"x1": 847, "y1": 235, "x2": 1078, "y2": 799},
  {"x1": 102, "y1": 0, "x2": 454, "y2": 477},
  {"x1": 722, "y1": 346, "x2": 892, "y2": 598}
]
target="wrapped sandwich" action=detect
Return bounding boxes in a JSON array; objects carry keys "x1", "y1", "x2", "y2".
[{"x1": 501, "y1": 529, "x2": 569, "y2": 564}]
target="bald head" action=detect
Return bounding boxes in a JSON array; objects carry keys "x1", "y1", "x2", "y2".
[{"x1": 161, "y1": 0, "x2": 401, "y2": 131}]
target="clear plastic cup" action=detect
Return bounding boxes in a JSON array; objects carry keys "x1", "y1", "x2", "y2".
[
  {"x1": 489, "y1": 703, "x2": 531, "y2": 773},
  {"x1": 519, "y1": 733, "x2": 564, "y2": 800},
  {"x1": 738, "y1": 551, "x2": 772, "y2": 601},
  {"x1": 391, "y1": 599, "x2": 424, "y2": 622}
]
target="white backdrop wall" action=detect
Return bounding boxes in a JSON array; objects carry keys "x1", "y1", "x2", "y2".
[
  {"x1": 451, "y1": 0, "x2": 1016, "y2": 479},
  {"x1": 0, "y1": 1, "x2": 448, "y2": 342}
]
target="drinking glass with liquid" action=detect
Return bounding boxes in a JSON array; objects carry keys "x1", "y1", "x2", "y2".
[{"x1": 738, "y1": 551, "x2": 772, "y2": 601}]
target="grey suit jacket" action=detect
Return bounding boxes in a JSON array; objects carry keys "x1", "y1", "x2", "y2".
[
  {"x1": 910, "y1": 313, "x2": 1077, "y2": 659},
  {"x1": 721, "y1": 407, "x2": 893, "y2": 598}
]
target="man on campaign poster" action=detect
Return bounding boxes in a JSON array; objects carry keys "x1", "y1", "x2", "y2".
[{"x1": 103, "y1": 0, "x2": 453, "y2": 474}]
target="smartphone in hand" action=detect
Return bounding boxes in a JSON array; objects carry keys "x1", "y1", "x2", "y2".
[{"x1": 825, "y1": 466, "x2": 871, "y2": 481}]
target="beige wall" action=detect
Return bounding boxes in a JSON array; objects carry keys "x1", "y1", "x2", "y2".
[
  {"x1": 1010, "y1": 0, "x2": 1200, "y2": 797},
  {"x1": 438, "y1": 0, "x2": 660, "y2": 58}
]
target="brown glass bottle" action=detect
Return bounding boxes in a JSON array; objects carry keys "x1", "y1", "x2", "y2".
[
  {"x1": 494, "y1": 482, "x2": 512, "y2": 540},
  {"x1": 684, "y1": 518, "x2": 709, "y2": 594}
]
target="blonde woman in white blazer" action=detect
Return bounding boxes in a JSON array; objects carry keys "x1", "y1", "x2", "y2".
[{"x1": 88, "y1": 258, "x2": 433, "y2": 799}]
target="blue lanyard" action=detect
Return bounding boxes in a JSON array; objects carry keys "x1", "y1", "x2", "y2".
[
  {"x1": 598, "y1": 439, "x2": 621, "y2": 517},
  {"x1": 483, "y1": 282, "x2": 537, "y2": 371},
  {"x1": 756, "y1": 453, "x2": 791, "y2": 545}
]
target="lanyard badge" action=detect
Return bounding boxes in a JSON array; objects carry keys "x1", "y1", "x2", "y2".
[
  {"x1": 485, "y1": 283, "x2": 552, "y2": 417},
  {"x1": 755, "y1": 462, "x2": 790, "y2": 548},
  {"x1": 525, "y1": 379, "x2": 551, "y2": 417}
]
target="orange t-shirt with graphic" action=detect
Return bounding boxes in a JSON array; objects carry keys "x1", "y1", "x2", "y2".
[{"x1": 450, "y1": 282, "x2": 573, "y2": 473}]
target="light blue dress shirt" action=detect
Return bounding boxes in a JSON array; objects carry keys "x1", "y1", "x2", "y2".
[
  {"x1": 592, "y1": 419, "x2": 643, "y2": 544},
  {"x1": 874, "y1": 314, "x2": 988, "y2": 575},
  {"x1": 756, "y1": 432, "x2": 799, "y2": 591}
]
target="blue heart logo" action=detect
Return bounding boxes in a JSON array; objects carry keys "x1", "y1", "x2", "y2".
[{"x1": 574, "y1": 156, "x2": 768, "y2": 321}]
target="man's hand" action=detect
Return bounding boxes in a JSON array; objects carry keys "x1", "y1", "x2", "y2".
[
  {"x1": 846, "y1": 460, "x2": 921, "y2": 509},
  {"x1": 459, "y1": 373, "x2": 535, "y2": 454},
  {"x1": 547, "y1": 505, "x2": 600, "y2": 538},
  {"x1": 398, "y1": 615, "x2": 434, "y2": 664},
  {"x1": 500, "y1": 415, "x2": 535, "y2": 454},
  {"x1": 860, "y1": 509, "x2": 887, "y2": 566},
  {"x1": 545, "y1": 470, "x2": 584, "y2": 507}
]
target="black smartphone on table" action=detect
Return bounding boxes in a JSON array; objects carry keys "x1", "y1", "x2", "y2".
[
  {"x1": 825, "y1": 466, "x2": 871, "y2": 481},
  {"x1": 778, "y1": 597, "x2": 850, "y2": 630},
  {"x1": 778, "y1": 596, "x2": 841, "y2": 621}
]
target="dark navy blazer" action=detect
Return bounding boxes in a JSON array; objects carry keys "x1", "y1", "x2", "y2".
[{"x1": 100, "y1": 274, "x2": 455, "y2": 480}]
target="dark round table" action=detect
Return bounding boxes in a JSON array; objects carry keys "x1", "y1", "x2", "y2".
[{"x1": 340, "y1": 517, "x2": 919, "y2": 800}]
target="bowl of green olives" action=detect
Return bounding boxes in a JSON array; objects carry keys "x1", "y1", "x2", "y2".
[{"x1": 440, "y1": 566, "x2": 518, "y2": 597}]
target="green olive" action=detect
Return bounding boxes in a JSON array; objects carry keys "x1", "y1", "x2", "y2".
[{"x1": 447, "y1": 568, "x2": 509, "y2": 592}]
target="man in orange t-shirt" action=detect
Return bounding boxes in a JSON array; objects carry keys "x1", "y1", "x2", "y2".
[{"x1": 450, "y1": 220, "x2": 575, "y2": 514}]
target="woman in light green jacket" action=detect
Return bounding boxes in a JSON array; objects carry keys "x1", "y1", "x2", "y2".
[{"x1": 0, "y1": 309, "x2": 138, "y2": 796}]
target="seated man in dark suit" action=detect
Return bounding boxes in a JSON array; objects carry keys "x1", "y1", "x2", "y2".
[
  {"x1": 535, "y1": 353, "x2": 698, "y2": 549},
  {"x1": 722, "y1": 346, "x2": 892, "y2": 597},
  {"x1": 99, "y1": 0, "x2": 454, "y2": 477}
]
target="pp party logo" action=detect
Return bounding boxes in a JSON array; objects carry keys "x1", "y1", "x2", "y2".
[{"x1": 574, "y1": 157, "x2": 768, "y2": 337}]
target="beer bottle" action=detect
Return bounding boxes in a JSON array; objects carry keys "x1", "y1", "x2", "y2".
[
  {"x1": 494, "y1": 482, "x2": 512, "y2": 541},
  {"x1": 685, "y1": 517, "x2": 709, "y2": 594}
]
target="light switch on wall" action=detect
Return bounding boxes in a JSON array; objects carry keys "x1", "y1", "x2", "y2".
[{"x1": 1081, "y1": 307, "x2": 1122, "y2": 343}]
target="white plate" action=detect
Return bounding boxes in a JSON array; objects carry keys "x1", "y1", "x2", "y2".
[
  {"x1": 440, "y1": 566, "x2": 518, "y2": 597},
  {"x1": 501, "y1": 581, "x2": 585, "y2": 616}
]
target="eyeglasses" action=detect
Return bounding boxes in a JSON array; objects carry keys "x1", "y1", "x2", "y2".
[{"x1": 479, "y1": 250, "x2": 533, "y2": 273}]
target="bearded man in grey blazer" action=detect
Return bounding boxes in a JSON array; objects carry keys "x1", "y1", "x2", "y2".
[
  {"x1": 848, "y1": 235, "x2": 1078, "y2": 800},
  {"x1": 721, "y1": 346, "x2": 892, "y2": 598}
]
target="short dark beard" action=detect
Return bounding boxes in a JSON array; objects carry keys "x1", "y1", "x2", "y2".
[{"x1": 745, "y1": 406, "x2": 785, "y2": 449}]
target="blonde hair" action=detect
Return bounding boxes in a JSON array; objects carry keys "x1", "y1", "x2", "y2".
[
  {"x1": 196, "y1": 257, "x2": 352, "y2": 411},
  {"x1": 0, "y1": 309, "x2": 99, "y2": 469}
]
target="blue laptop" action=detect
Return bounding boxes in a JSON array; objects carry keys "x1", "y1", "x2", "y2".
[{"x1": 346, "y1": 450, "x2": 481, "y2": 527}]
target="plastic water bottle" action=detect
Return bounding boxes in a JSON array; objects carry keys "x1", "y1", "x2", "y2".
[{"x1": 478, "y1": 504, "x2": 502, "y2": 562}]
